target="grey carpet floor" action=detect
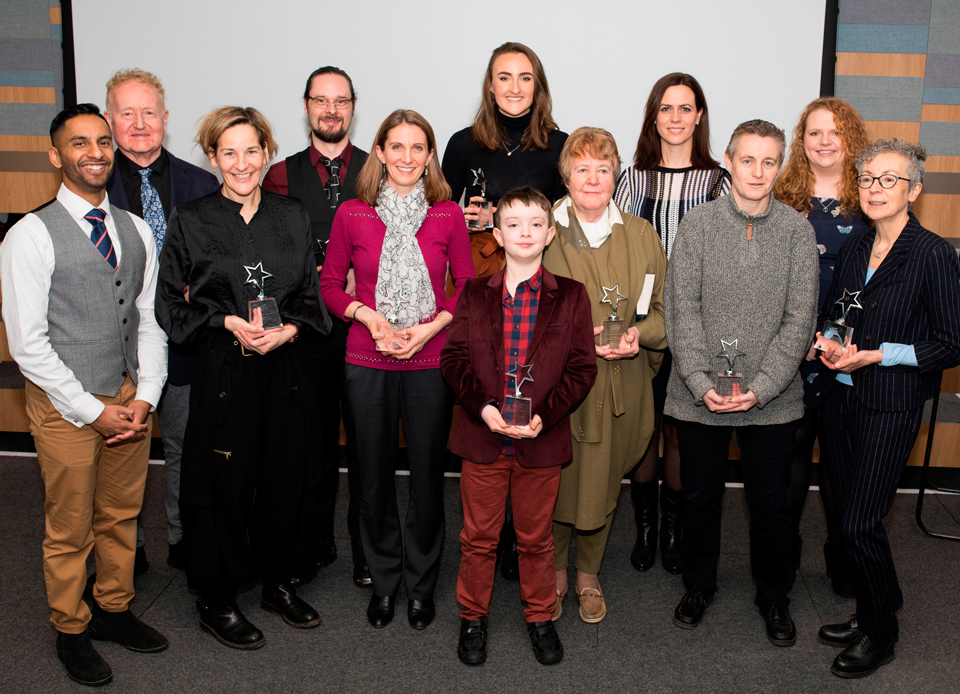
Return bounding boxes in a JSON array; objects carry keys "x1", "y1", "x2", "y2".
[{"x1": 1, "y1": 454, "x2": 959, "y2": 693}]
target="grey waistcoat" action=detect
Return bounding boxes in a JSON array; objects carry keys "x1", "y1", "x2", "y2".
[{"x1": 34, "y1": 200, "x2": 145, "y2": 397}]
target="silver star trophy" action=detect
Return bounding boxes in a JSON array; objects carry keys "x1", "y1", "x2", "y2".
[
  {"x1": 467, "y1": 168, "x2": 493, "y2": 230},
  {"x1": 715, "y1": 338, "x2": 745, "y2": 398},
  {"x1": 815, "y1": 289, "x2": 862, "y2": 358},
  {"x1": 502, "y1": 360, "x2": 535, "y2": 429},
  {"x1": 243, "y1": 261, "x2": 282, "y2": 330},
  {"x1": 600, "y1": 284, "x2": 627, "y2": 347},
  {"x1": 376, "y1": 284, "x2": 410, "y2": 352}
]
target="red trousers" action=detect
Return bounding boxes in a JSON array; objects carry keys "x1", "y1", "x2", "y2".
[{"x1": 457, "y1": 453, "x2": 560, "y2": 622}]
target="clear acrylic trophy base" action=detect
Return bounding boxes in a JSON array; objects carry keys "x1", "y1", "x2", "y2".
[
  {"x1": 249, "y1": 297, "x2": 282, "y2": 330},
  {"x1": 815, "y1": 321, "x2": 852, "y2": 359},
  {"x1": 601, "y1": 318, "x2": 625, "y2": 347},
  {"x1": 467, "y1": 200, "x2": 494, "y2": 230},
  {"x1": 501, "y1": 395, "x2": 532, "y2": 429},
  {"x1": 376, "y1": 321, "x2": 407, "y2": 352},
  {"x1": 715, "y1": 372, "x2": 743, "y2": 398}
]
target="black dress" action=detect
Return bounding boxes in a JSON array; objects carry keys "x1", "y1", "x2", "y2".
[{"x1": 156, "y1": 187, "x2": 331, "y2": 593}]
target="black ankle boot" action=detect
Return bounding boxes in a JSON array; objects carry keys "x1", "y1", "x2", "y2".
[
  {"x1": 659, "y1": 486, "x2": 683, "y2": 574},
  {"x1": 630, "y1": 480, "x2": 658, "y2": 571}
]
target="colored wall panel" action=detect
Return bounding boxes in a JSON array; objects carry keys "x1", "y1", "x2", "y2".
[
  {"x1": 863, "y1": 121, "x2": 922, "y2": 142},
  {"x1": 835, "y1": 75, "x2": 924, "y2": 121},
  {"x1": 836, "y1": 24, "x2": 929, "y2": 54},
  {"x1": 838, "y1": 0, "x2": 932, "y2": 26},
  {"x1": 928, "y1": 0, "x2": 960, "y2": 53},
  {"x1": 0, "y1": 86, "x2": 56, "y2": 104},
  {"x1": 924, "y1": 87, "x2": 960, "y2": 105},
  {"x1": 912, "y1": 193, "x2": 960, "y2": 239},
  {"x1": 920, "y1": 121, "x2": 960, "y2": 156},
  {"x1": 927, "y1": 155, "x2": 960, "y2": 173},
  {"x1": 835, "y1": 52, "x2": 925, "y2": 76}
]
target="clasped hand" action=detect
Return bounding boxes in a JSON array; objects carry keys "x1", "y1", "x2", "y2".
[
  {"x1": 481, "y1": 404, "x2": 543, "y2": 439},
  {"x1": 225, "y1": 308, "x2": 289, "y2": 355},
  {"x1": 594, "y1": 325, "x2": 640, "y2": 360},
  {"x1": 702, "y1": 388, "x2": 759, "y2": 413},
  {"x1": 815, "y1": 333, "x2": 882, "y2": 373},
  {"x1": 91, "y1": 399, "x2": 151, "y2": 444}
]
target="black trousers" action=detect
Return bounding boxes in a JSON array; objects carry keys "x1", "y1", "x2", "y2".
[
  {"x1": 304, "y1": 321, "x2": 362, "y2": 560},
  {"x1": 823, "y1": 385, "x2": 922, "y2": 638},
  {"x1": 675, "y1": 418, "x2": 797, "y2": 604},
  {"x1": 180, "y1": 334, "x2": 321, "y2": 595},
  {"x1": 344, "y1": 364, "x2": 453, "y2": 600}
]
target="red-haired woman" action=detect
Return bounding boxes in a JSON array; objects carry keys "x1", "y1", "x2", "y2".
[{"x1": 774, "y1": 97, "x2": 869, "y2": 596}]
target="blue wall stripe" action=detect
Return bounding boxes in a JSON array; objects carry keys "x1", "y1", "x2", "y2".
[
  {"x1": 0, "y1": 70, "x2": 55, "y2": 87},
  {"x1": 50, "y1": 24, "x2": 62, "y2": 41},
  {"x1": 923, "y1": 87, "x2": 960, "y2": 105},
  {"x1": 837, "y1": 24, "x2": 929, "y2": 54}
]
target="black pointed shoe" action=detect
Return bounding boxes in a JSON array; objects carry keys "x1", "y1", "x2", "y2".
[
  {"x1": 819, "y1": 614, "x2": 899, "y2": 647},
  {"x1": 261, "y1": 582, "x2": 322, "y2": 628},
  {"x1": 88, "y1": 603, "x2": 168, "y2": 652},
  {"x1": 526, "y1": 620, "x2": 564, "y2": 665},
  {"x1": 630, "y1": 479, "x2": 658, "y2": 571},
  {"x1": 198, "y1": 598, "x2": 265, "y2": 649},
  {"x1": 831, "y1": 631, "x2": 896, "y2": 678},
  {"x1": 659, "y1": 486, "x2": 683, "y2": 574},
  {"x1": 367, "y1": 594, "x2": 396, "y2": 628},
  {"x1": 761, "y1": 601, "x2": 797, "y2": 647},
  {"x1": 457, "y1": 617, "x2": 488, "y2": 666},
  {"x1": 56, "y1": 631, "x2": 112, "y2": 686},
  {"x1": 673, "y1": 588, "x2": 712, "y2": 629},
  {"x1": 408, "y1": 598, "x2": 436, "y2": 630}
]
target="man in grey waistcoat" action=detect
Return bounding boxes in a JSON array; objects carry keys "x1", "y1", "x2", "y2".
[
  {"x1": 0, "y1": 104, "x2": 168, "y2": 686},
  {"x1": 664, "y1": 120, "x2": 818, "y2": 647}
]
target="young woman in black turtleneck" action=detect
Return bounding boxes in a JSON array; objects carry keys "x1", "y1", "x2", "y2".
[{"x1": 441, "y1": 42, "x2": 567, "y2": 277}]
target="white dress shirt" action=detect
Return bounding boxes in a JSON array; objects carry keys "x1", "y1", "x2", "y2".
[{"x1": 0, "y1": 184, "x2": 167, "y2": 427}]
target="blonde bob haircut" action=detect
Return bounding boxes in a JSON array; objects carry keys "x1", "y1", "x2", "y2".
[
  {"x1": 194, "y1": 106, "x2": 278, "y2": 162},
  {"x1": 355, "y1": 109, "x2": 451, "y2": 206},
  {"x1": 558, "y1": 127, "x2": 621, "y2": 186},
  {"x1": 105, "y1": 68, "x2": 166, "y2": 111}
]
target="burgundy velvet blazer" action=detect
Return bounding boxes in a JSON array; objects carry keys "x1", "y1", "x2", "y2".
[{"x1": 440, "y1": 268, "x2": 597, "y2": 467}]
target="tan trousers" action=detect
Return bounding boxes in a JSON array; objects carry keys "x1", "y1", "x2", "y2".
[
  {"x1": 553, "y1": 510, "x2": 615, "y2": 574},
  {"x1": 25, "y1": 377, "x2": 151, "y2": 633}
]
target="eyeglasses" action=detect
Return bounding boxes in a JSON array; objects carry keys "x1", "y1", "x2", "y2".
[
  {"x1": 307, "y1": 97, "x2": 353, "y2": 110},
  {"x1": 856, "y1": 174, "x2": 911, "y2": 189}
]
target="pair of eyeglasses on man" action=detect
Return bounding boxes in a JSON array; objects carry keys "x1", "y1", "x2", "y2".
[
  {"x1": 856, "y1": 174, "x2": 911, "y2": 189},
  {"x1": 307, "y1": 97, "x2": 353, "y2": 109}
]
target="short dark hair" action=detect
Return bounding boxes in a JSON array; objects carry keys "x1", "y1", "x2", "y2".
[
  {"x1": 50, "y1": 103, "x2": 108, "y2": 143},
  {"x1": 303, "y1": 66, "x2": 356, "y2": 102},
  {"x1": 495, "y1": 186, "x2": 552, "y2": 228},
  {"x1": 725, "y1": 119, "x2": 786, "y2": 164}
]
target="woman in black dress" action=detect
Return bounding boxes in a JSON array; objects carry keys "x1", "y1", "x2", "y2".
[{"x1": 156, "y1": 106, "x2": 330, "y2": 650}]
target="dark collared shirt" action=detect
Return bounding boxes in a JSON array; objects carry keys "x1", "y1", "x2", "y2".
[
  {"x1": 501, "y1": 265, "x2": 543, "y2": 453},
  {"x1": 262, "y1": 140, "x2": 354, "y2": 194},
  {"x1": 116, "y1": 148, "x2": 171, "y2": 218}
]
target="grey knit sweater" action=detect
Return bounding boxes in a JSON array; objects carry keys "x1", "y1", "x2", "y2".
[{"x1": 663, "y1": 194, "x2": 818, "y2": 426}]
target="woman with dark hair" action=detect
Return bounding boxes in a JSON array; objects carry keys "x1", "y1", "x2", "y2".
[
  {"x1": 442, "y1": 41, "x2": 568, "y2": 278},
  {"x1": 613, "y1": 72, "x2": 729, "y2": 576},
  {"x1": 156, "y1": 106, "x2": 331, "y2": 649},
  {"x1": 774, "y1": 97, "x2": 869, "y2": 595},
  {"x1": 320, "y1": 109, "x2": 474, "y2": 630},
  {"x1": 816, "y1": 139, "x2": 960, "y2": 678}
]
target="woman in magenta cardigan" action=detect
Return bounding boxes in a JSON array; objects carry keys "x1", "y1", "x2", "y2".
[{"x1": 320, "y1": 109, "x2": 474, "y2": 630}]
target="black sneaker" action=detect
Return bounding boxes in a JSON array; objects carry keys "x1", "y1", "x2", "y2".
[
  {"x1": 457, "y1": 617, "x2": 488, "y2": 666},
  {"x1": 526, "y1": 620, "x2": 563, "y2": 665}
]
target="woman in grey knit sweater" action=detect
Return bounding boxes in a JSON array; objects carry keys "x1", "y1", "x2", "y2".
[{"x1": 664, "y1": 120, "x2": 818, "y2": 646}]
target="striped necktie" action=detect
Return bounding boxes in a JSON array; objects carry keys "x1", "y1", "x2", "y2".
[
  {"x1": 320, "y1": 156, "x2": 342, "y2": 208},
  {"x1": 139, "y1": 168, "x2": 166, "y2": 258},
  {"x1": 85, "y1": 208, "x2": 117, "y2": 270}
]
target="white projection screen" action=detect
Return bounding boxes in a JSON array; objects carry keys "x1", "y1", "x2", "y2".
[{"x1": 72, "y1": 0, "x2": 826, "y2": 192}]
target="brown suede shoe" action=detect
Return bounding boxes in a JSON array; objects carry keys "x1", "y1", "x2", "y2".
[{"x1": 576, "y1": 586, "x2": 606, "y2": 624}]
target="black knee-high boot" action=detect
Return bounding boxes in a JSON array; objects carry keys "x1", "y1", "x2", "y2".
[
  {"x1": 659, "y1": 486, "x2": 683, "y2": 575},
  {"x1": 630, "y1": 479, "x2": 659, "y2": 571}
]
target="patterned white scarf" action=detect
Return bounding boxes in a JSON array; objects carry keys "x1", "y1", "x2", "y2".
[{"x1": 374, "y1": 181, "x2": 436, "y2": 328}]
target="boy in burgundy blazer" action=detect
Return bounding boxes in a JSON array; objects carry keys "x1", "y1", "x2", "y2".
[{"x1": 441, "y1": 187, "x2": 596, "y2": 667}]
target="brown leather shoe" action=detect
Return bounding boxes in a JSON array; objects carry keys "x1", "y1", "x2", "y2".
[{"x1": 576, "y1": 586, "x2": 606, "y2": 624}]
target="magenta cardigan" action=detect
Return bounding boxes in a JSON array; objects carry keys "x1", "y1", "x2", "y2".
[{"x1": 320, "y1": 198, "x2": 475, "y2": 370}]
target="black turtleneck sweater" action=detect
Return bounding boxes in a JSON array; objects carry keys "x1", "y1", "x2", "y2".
[{"x1": 441, "y1": 110, "x2": 568, "y2": 207}]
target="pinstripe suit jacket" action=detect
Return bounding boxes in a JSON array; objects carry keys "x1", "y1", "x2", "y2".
[{"x1": 820, "y1": 212, "x2": 960, "y2": 411}]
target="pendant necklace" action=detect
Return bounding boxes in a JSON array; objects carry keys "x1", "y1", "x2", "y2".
[
  {"x1": 872, "y1": 238, "x2": 887, "y2": 259},
  {"x1": 505, "y1": 142, "x2": 522, "y2": 157},
  {"x1": 816, "y1": 197, "x2": 834, "y2": 214}
]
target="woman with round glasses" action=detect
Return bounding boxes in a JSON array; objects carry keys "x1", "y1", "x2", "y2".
[
  {"x1": 613, "y1": 73, "x2": 729, "y2": 576},
  {"x1": 815, "y1": 139, "x2": 960, "y2": 678},
  {"x1": 442, "y1": 41, "x2": 568, "y2": 278},
  {"x1": 774, "y1": 98, "x2": 868, "y2": 594}
]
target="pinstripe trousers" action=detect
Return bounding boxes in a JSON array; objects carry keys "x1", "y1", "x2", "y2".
[{"x1": 823, "y1": 384, "x2": 923, "y2": 639}]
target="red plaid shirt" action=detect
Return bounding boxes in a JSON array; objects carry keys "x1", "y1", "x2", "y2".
[{"x1": 501, "y1": 266, "x2": 543, "y2": 453}]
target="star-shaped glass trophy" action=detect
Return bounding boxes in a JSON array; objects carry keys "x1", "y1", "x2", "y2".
[
  {"x1": 715, "y1": 338, "x2": 745, "y2": 398},
  {"x1": 467, "y1": 168, "x2": 493, "y2": 230},
  {"x1": 815, "y1": 289, "x2": 862, "y2": 359},
  {"x1": 376, "y1": 284, "x2": 410, "y2": 352},
  {"x1": 502, "y1": 360, "x2": 534, "y2": 428},
  {"x1": 243, "y1": 261, "x2": 282, "y2": 330},
  {"x1": 600, "y1": 284, "x2": 627, "y2": 347}
]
